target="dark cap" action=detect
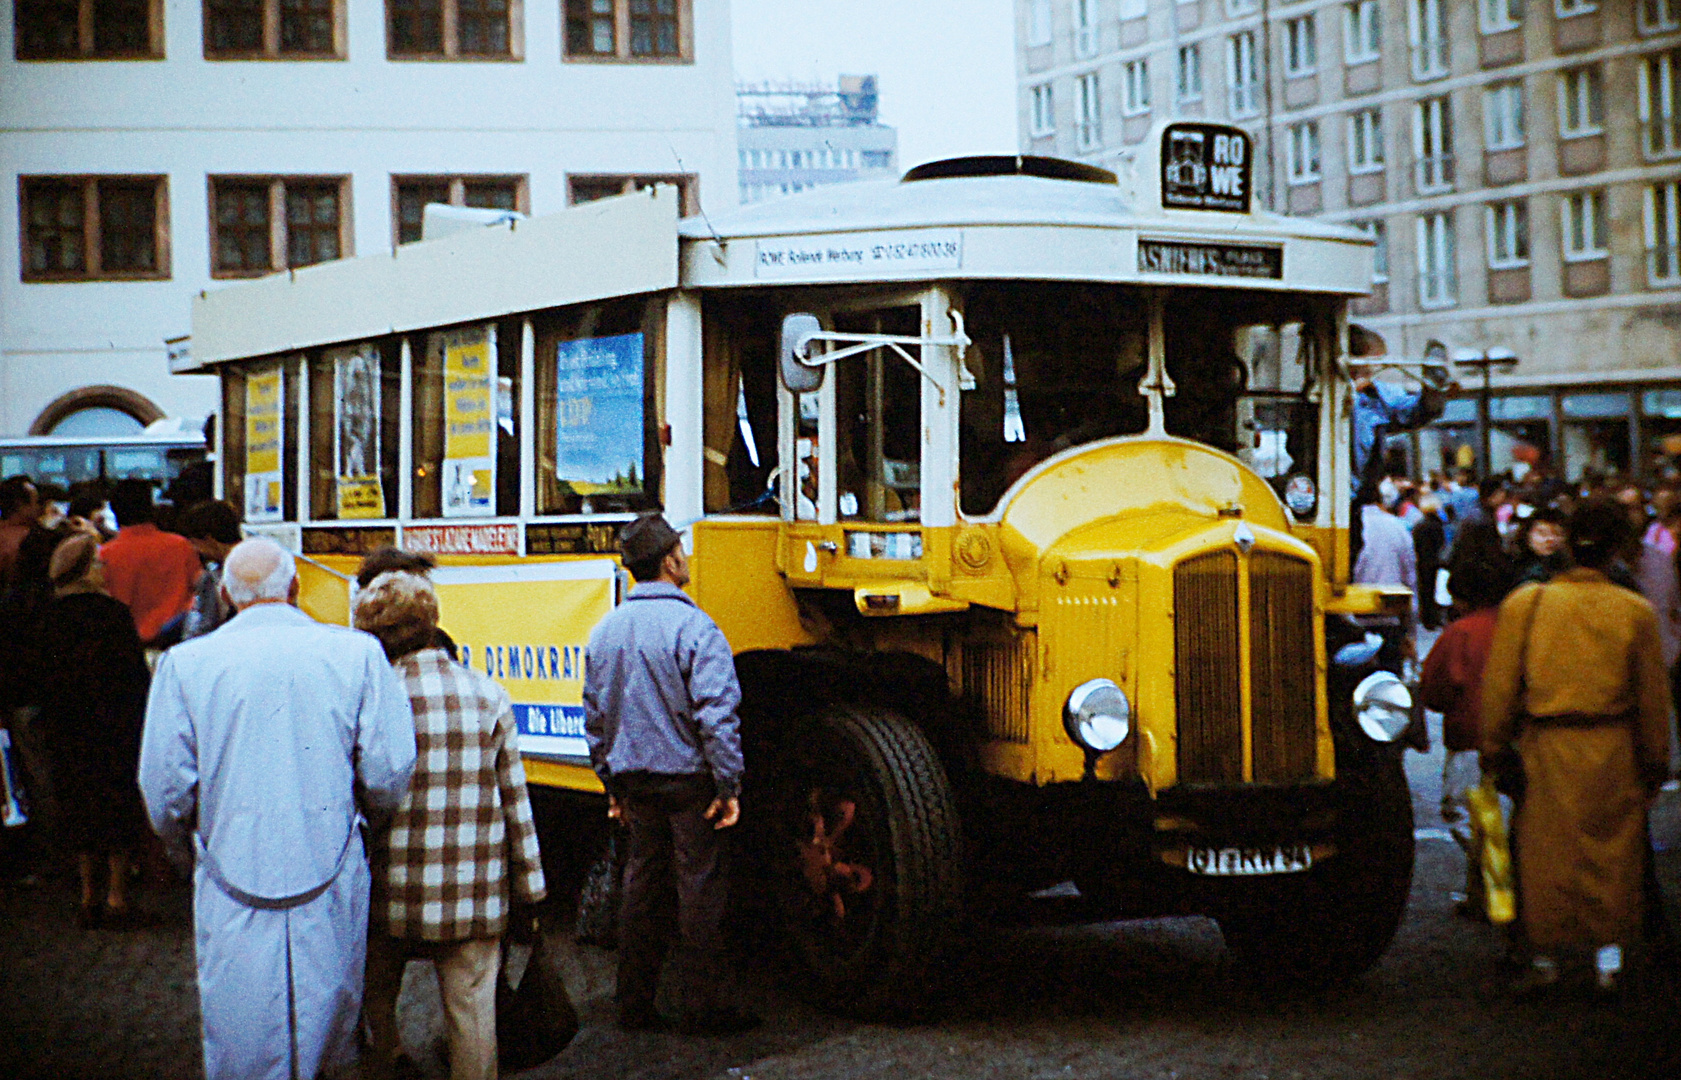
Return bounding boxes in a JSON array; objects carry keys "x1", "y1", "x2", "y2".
[{"x1": 619, "y1": 513, "x2": 681, "y2": 568}]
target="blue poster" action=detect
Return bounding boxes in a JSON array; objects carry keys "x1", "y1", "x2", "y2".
[{"x1": 554, "y1": 332, "x2": 644, "y2": 493}]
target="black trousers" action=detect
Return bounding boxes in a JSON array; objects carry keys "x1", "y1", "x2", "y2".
[{"x1": 615, "y1": 772, "x2": 733, "y2": 1019}]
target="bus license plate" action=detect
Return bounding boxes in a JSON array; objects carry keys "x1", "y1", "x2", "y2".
[{"x1": 1186, "y1": 845, "x2": 1313, "y2": 876}]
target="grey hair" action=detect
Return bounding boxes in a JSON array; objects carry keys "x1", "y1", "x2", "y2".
[{"x1": 222, "y1": 537, "x2": 297, "y2": 608}]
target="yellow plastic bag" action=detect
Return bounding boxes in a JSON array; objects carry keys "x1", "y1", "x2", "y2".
[{"x1": 1467, "y1": 776, "x2": 1516, "y2": 925}]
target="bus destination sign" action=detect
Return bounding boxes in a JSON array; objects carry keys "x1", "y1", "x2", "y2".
[
  {"x1": 1138, "y1": 239, "x2": 1282, "y2": 279},
  {"x1": 1160, "y1": 123, "x2": 1252, "y2": 213}
]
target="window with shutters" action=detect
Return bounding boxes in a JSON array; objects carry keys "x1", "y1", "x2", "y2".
[
  {"x1": 1641, "y1": 49, "x2": 1681, "y2": 159},
  {"x1": 1413, "y1": 95, "x2": 1455, "y2": 192},
  {"x1": 1228, "y1": 32, "x2": 1260, "y2": 117},
  {"x1": 1348, "y1": 108, "x2": 1385, "y2": 173},
  {"x1": 1484, "y1": 80, "x2": 1525, "y2": 150},
  {"x1": 1416, "y1": 211, "x2": 1457, "y2": 308},
  {"x1": 1355, "y1": 219, "x2": 1388, "y2": 283},
  {"x1": 1561, "y1": 189, "x2": 1608, "y2": 261},
  {"x1": 1028, "y1": 0, "x2": 1052, "y2": 47},
  {"x1": 1287, "y1": 122, "x2": 1321, "y2": 184},
  {"x1": 1284, "y1": 15, "x2": 1317, "y2": 77},
  {"x1": 14, "y1": 0, "x2": 163, "y2": 59},
  {"x1": 1480, "y1": 0, "x2": 1523, "y2": 33},
  {"x1": 1559, "y1": 66, "x2": 1604, "y2": 138},
  {"x1": 1642, "y1": 0, "x2": 1681, "y2": 33},
  {"x1": 1409, "y1": 0, "x2": 1448, "y2": 80},
  {"x1": 1030, "y1": 83, "x2": 1055, "y2": 137},
  {"x1": 1076, "y1": 71, "x2": 1102, "y2": 150},
  {"x1": 1177, "y1": 44, "x2": 1202, "y2": 102},
  {"x1": 1123, "y1": 60, "x2": 1150, "y2": 116},
  {"x1": 1646, "y1": 181, "x2": 1681, "y2": 284},
  {"x1": 1344, "y1": 1, "x2": 1381, "y2": 65},
  {"x1": 19, "y1": 176, "x2": 170, "y2": 281},
  {"x1": 210, "y1": 176, "x2": 350, "y2": 277}
]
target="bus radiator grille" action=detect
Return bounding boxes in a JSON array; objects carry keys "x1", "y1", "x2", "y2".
[
  {"x1": 1173, "y1": 550, "x2": 1243, "y2": 784},
  {"x1": 1248, "y1": 552, "x2": 1318, "y2": 782}
]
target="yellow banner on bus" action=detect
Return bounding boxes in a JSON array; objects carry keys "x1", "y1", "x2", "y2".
[
  {"x1": 245, "y1": 363, "x2": 283, "y2": 522},
  {"x1": 430, "y1": 560, "x2": 618, "y2": 760},
  {"x1": 442, "y1": 326, "x2": 495, "y2": 517}
]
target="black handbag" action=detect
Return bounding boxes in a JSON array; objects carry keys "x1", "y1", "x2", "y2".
[
  {"x1": 496, "y1": 918, "x2": 579, "y2": 1073},
  {"x1": 573, "y1": 830, "x2": 623, "y2": 947}
]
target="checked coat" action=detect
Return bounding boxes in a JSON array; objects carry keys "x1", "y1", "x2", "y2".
[{"x1": 372, "y1": 646, "x2": 547, "y2": 941}]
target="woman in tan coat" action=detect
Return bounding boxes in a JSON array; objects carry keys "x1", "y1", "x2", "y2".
[{"x1": 1480, "y1": 500, "x2": 1673, "y2": 995}]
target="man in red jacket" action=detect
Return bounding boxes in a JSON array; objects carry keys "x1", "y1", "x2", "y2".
[{"x1": 100, "y1": 480, "x2": 201, "y2": 647}]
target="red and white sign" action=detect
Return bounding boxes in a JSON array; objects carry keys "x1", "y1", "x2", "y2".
[{"x1": 403, "y1": 522, "x2": 520, "y2": 556}]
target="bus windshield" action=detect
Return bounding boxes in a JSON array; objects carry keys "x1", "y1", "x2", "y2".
[{"x1": 958, "y1": 282, "x2": 1325, "y2": 516}]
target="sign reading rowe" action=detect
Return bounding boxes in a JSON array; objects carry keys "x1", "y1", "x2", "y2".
[{"x1": 1160, "y1": 122, "x2": 1253, "y2": 213}]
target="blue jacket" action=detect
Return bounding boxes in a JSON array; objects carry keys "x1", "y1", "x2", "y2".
[{"x1": 583, "y1": 581, "x2": 745, "y2": 800}]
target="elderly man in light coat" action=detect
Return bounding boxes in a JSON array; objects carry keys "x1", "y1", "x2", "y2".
[{"x1": 139, "y1": 538, "x2": 417, "y2": 1080}]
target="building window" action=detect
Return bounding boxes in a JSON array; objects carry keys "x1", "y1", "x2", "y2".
[
  {"x1": 1356, "y1": 219, "x2": 1389, "y2": 283},
  {"x1": 1409, "y1": 0, "x2": 1448, "y2": 80},
  {"x1": 859, "y1": 150, "x2": 892, "y2": 168},
  {"x1": 392, "y1": 175, "x2": 526, "y2": 245},
  {"x1": 1484, "y1": 80, "x2": 1526, "y2": 150},
  {"x1": 1486, "y1": 200, "x2": 1529, "y2": 268},
  {"x1": 19, "y1": 176, "x2": 169, "y2": 281},
  {"x1": 1641, "y1": 49, "x2": 1681, "y2": 159},
  {"x1": 210, "y1": 176, "x2": 349, "y2": 277},
  {"x1": 1345, "y1": 0, "x2": 1381, "y2": 65},
  {"x1": 1555, "y1": 0, "x2": 1597, "y2": 16},
  {"x1": 1284, "y1": 15, "x2": 1317, "y2": 77},
  {"x1": 1030, "y1": 83, "x2": 1055, "y2": 137},
  {"x1": 1646, "y1": 181, "x2": 1681, "y2": 284},
  {"x1": 1348, "y1": 108, "x2": 1385, "y2": 173},
  {"x1": 567, "y1": 173, "x2": 698, "y2": 215},
  {"x1": 1076, "y1": 71, "x2": 1102, "y2": 150},
  {"x1": 1074, "y1": 0, "x2": 1096, "y2": 59},
  {"x1": 1028, "y1": 0, "x2": 1052, "y2": 47},
  {"x1": 1559, "y1": 66, "x2": 1604, "y2": 138},
  {"x1": 565, "y1": 0, "x2": 685, "y2": 60},
  {"x1": 1287, "y1": 122, "x2": 1321, "y2": 184},
  {"x1": 1642, "y1": 0, "x2": 1681, "y2": 33},
  {"x1": 1177, "y1": 44, "x2": 1202, "y2": 102},
  {"x1": 1480, "y1": 0, "x2": 1523, "y2": 33},
  {"x1": 206, "y1": 0, "x2": 340, "y2": 57},
  {"x1": 14, "y1": 0, "x2": 162, "y2": 59},
  {"x1": 1413, "y1": 95, "x2": 1455, "y2": 192},
  {"x1": 1228, "y1": 32, "x2": 1260, "y2": 118},
  {"x1": 1562, "y1": 189, "x2": 1608, "y2": 261},
  {"x1": 1417, "y1": 211, "x2": 1457, "y2": 308},
  {"x1": 1229, "y1": 0, "x2": 1259, "y2": 14},
  {"x1": 388, "y1": 0, "x2": 517, "y2": 59},
  {"x1": 1119, "y1": 0, "x2": 1146, "y2": 18},
  {"x1": 1123, "y1": 60, "x2": 1150, "y2": 116}
]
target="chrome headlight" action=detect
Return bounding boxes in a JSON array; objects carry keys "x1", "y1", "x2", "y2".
[
  {"x1": 1064, "y1": 678, "x2": 1131, "y2": 752},
  {"x1": 1352, "y1": 671, "x2": 1412, "y2": 742},
  {"x1": 1284, "y1": 474, "x2": 1318, "y2": 518}
]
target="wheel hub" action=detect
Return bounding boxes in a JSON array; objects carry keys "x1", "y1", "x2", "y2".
[{"x1": 797, "y1": 789, "x2": 875, "y2": 920}]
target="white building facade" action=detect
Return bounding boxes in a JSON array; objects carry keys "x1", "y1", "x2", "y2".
[
  {"x1": 1017, "y1": 0, "x2": 1681, "y2": 482},
  {"x1": 1, "y1": 0, "x2": 736, "y2": 437}
]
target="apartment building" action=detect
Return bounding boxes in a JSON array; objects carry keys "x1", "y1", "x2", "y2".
[
  {"x1": 736, "y1": 75, "x2": 898, "y2": 205},
  {"x1": 1, "y1": 0, "x2": 736, "y2": 438},
  {"x1": 1017, "y1": 0, "x2": 1681, "y2": 481}
]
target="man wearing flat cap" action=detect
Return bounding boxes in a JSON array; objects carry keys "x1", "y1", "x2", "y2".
[{"x1": 583, "y1": 512, "x2": 756, "y2": 1036}]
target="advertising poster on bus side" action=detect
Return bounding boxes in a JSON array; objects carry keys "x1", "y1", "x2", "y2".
[
  {"x1": 430, "y1": 560, "x2": 618, "y2": 760},
  {"x1": 244, "y1": 362, "x2": 283, "y2": 523},
  {"x1": 331, "y1": 343, "x2": 386, "y2": 519},
  {"x1": 555, "y1": 332, "x2": 644, "y2": 494},
  {"x1": 442, "y1": 325, "x2": 496, "y2": 518}
]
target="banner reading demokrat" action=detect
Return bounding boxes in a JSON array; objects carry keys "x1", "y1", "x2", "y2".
[
  {"x1": 245, "y1": 362, "x2": 283, "y2": 523},
  {"x1": 442, "y1": 325, "x2": 496, "y2": 518},
  {"x1": 430, "y1": 560, "x2": 617, "y2": 760},
  {"x1": 331, "y1": 343, "x2": 386, "y2": 519}
]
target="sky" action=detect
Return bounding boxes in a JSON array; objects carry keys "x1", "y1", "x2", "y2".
[{"x1": 730, "y1": 0, "x2": 1018, "y2": 169}]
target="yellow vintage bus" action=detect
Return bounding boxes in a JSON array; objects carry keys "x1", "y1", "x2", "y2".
[{"x1": 186, "y1": 121, "x2": 1418, "y2": 1017}]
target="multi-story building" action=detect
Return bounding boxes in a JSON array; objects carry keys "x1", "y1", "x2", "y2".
[
  {"x1": 1, "y1": 0, "x2": 735, "y2": 439},
  {"x1": 1017, "y1": 0, "x2": 1681, "y2": 482},
  {"x1": 736, "y1": 75, "x2": 898, "y2": 204}
]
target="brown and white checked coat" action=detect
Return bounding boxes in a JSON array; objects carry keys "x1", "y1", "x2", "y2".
[{"x1": 371, "y1": 647, "x2": 546, "y2": 941}]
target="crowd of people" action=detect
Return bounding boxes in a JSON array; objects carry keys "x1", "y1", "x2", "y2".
[
  {"x1": 1359, "y1": 468, "x2": 1681, "y2": 999},
  {"x1": 0, "y1": 472, "x2": 750, "y2": 1079}
]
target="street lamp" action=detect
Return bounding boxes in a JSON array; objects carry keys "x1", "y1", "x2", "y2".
[{"x1": 1450, "y1": 344, "x2": 1519, "y2": 478}]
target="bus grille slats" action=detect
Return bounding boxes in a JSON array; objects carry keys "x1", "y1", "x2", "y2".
[
  {"x1": 961, "y1": 634, "x2": 1034, "y2": 744},
  {"x1": 1249, "y1": 551, "x2": 1318, "y2": 782},
  {"x1": 1174, "y1": 551, "x2": 1243, "y2": 783}
]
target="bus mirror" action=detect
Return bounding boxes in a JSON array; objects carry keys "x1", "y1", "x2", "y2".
[{"x1": 780, "y1": 313, "x2": 825, "y2": 393}]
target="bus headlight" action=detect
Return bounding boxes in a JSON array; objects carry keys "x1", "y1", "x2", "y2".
[
  {"x1": 1064, "y1": 678, "x2": 1131, "y2": 752},
  {"x1": 1352, "y1": 671, "x2": 1411, "y2": 742},
  {"x1": 1284, "y1": 474, "x2": 1317, "y2": 518}
]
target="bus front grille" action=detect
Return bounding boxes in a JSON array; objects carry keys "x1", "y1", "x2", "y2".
[
  {"x1": 1174, "y1": 550, "x2": 1243, "y2": 783},
  {"x1": 1249, "y1": 552, "x2": 1318, "y2": 782}
]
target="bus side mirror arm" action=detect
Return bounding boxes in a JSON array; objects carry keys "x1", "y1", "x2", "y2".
[{"x1": 777, "y1": 311, "x2": 973, "y2": 404}]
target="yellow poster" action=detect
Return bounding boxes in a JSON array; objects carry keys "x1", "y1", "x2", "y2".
[
  {"x1": 245, "y1": 363, "x2": 283, "y2": 522},
  {"x1": 442, "y1": 326, "x2": 496, "y2": 518},
  {"x1": 331, "y1": 343, "x2": 386, "y2": 519},
  {"x1": 430, "y1": 561, "x2": 618, "y2": 760}
]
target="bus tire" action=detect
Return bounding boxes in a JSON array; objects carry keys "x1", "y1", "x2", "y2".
[
  {"x1": 754, "y1": 704, "x2": 963, "y2": 1020},
  {"x1": 1216, "y1": 748, "x2": 1414, "y2": 984}
]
